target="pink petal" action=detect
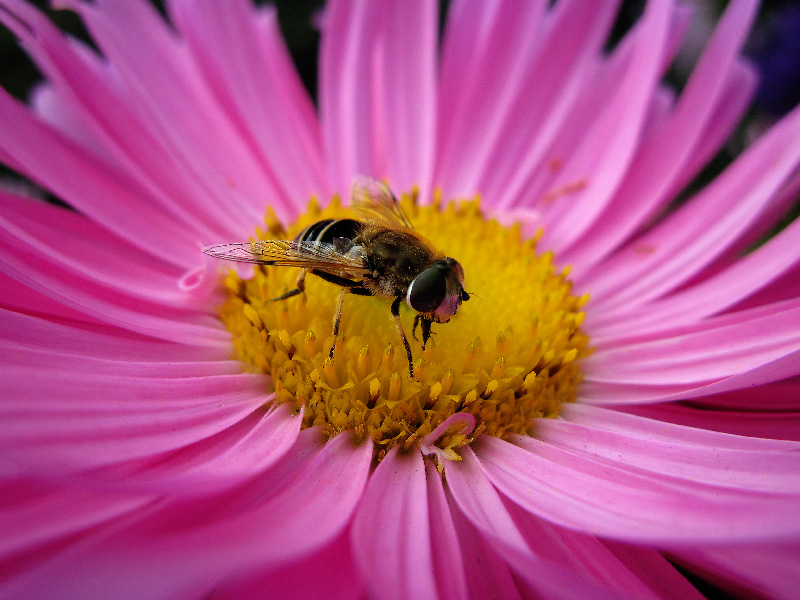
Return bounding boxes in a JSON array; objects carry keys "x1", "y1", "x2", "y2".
[
  {"x1": 588, "y1": 214, "x2": 800, "y2": 339},
  {"x1": 447, "y1": 501, "x2": 523, "y2": 600},
  {"x1": 0, "y1": 218, "x2": 228, "y2": 345},
  {"x1": 503, "y1": 500, "x2": 703, "y2": 600},
  {"x1": 600, "y1": 540, "x2": 706, "y2": 600},
  {"x1": 4, "y1": 431, "x2": 372, "y2": 599},
  {"x1": 535, "y1": 0, "x2": 674, "y2": 252},
  {"x1": 0, "y1": 191, "x2": 214, "y2": 309},
  {"x1": 55, "y1": 0, "x2": 291, "y2": 227},
  {"x1": 541, "y1": 405, "x2": 800, "y2": 492},
  {"x1": 0, "y1": 87, "x2": 200, "y2": 268},
  {"x1": 449, "y1": 448, "x2": 676, "y2": 599},
  {"x1": 585, "y1": 298, "x2": 800, "y2": 386},
  {"x1": 0, "y1": 272, "x2": 118, "y2": 327},
  {"x1": 210, "y1": 533, "x2": 365, "y2": 600},
  {"x1": 561, "y1": 403, "x2": 798, "y2": 449},
  {"x1": 670, "y1": 542, "x2": 800, "y2": 600},
  {"x1": 3, "y1": 340, "x2": 236, "y2": 378},
  {"x1": 0, "y1": 477, "x2": 152, "y2": 565},
  {"x1": 1, "y1": 367, "x2": 270, "y2": 472},
  {"x1": 374, "y1": 0, "x2": 437, "y2": 194},
  {"x1": 446, "y1": 487, "x2": 620, "y2": 600},
  {"x1": 320, "y1": 0, "x2": 381, "y2": 192},
  {"x1": 445, "y1": 448, "x2": 532, "y2": 560},
  {"x1": 580, "y1": 347, "x2": 800, "y2": 404},
  {"x1": 0, "y1": 0, "x2": 257, "y2": 241},
  {"x1": 425, "y1": 462, "x2": 469, "y2": 600},
  {"x1": 475, "y1": 434, "x2": 800, "y2": 543},
  {"x1": 0, "y1": 309, "x2": 226, "y2": 363},
  {"x1": 435, "y1": 0, "x2": 550, "y2": 200},
  {"x1": 169, "y1": 0, "x2": 329, "y2": 202},
  {"x1": 319, "y1": 0, "x2": 439, "y2": 195},
  {"x1": 618, "y1": 401, "x2": 800, "y2": 441},
  {"x1": 96, "y1": 404, "x2": 302, "y2": 494},
  {"x1": 584, "y1": 102, "x2": 800, "y2": 310},
  {"x1": 351, "y1": 447, "x2": 438, "y2": 600},
  {"x1": 563, "y1": 0, "x2": 758, "y2": 271}
]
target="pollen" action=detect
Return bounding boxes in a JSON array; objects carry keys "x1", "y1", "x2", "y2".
[{"x1": 217, "y1": 189, "x2": 591, "y2": 464}]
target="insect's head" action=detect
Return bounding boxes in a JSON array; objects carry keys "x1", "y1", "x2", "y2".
[{"x1": 406, "y1": 257, "x2": 469, "y2": 322}]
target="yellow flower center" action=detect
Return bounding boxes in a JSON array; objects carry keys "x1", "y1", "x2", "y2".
[{"x1": 218, "y1": 189, "x2": 591, "y2": 464}]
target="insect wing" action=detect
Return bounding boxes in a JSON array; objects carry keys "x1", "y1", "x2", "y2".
[
  {"x1": 202, "y1": 240, "x2": 370, "y2": 277},
  {"x1": 351, "y1": 176, "x2": 413, "y2": 229}
]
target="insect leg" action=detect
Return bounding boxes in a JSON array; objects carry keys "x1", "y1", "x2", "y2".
[
  {"x1": 267, "y1": 269, "x2": 307, "y2": 302},
  {"x1": 411, "y1": 315, "x2": 434, "y2": 348},
  {"x1": 420, "y1": 317, "x2": 433, "y2": 348},
  {"x1": 329, "y1": 287, "x2": 348, "y2": 359},
  {"x1": 391, "y1": 296, "x2": 415, "y2": 378}
]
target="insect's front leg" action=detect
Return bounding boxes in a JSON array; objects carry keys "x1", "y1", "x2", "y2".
[
  {"x1": 412, "y1": 315, "x2": 434, "y2": 348},
  {"x1": 391, "y1": 296, "x2": 415, "y2": 378},
  {"x1": 267, "y1": 268, "x2": 307, "y2": 302}
]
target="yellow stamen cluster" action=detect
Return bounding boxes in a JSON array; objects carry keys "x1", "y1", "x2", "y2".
[{"x1": 218, "y1": 190, "x2": 591, "y2": 462}]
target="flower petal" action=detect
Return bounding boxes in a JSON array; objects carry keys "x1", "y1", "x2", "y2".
[
  {"x1": 564, "y1": 0, "x2": 758, "y2": 271},
  {"x1": 618, "y1": 400, "x2": 800, "y2": 441},
  {"x1": 0, "y1": 367, "x2": 269, "y2": 472},
  {"x1": 3, "y1": 431, "x2": 372, "y2": 599},
  {"x1": 447, "y1": 501, "x2": 523, "y2": 600},
  {"x1": 585, "y1": 298, "x2": 800, "y2": 386},
  {"x1": 375, "y1": 0, "x2": 437, "y2": 194},
  {"x1": 425, "y1": 462, "x2": 468, "y2": 600},
  {"x1": 0, "y1": 86, "x2": 200, "y2": 268},
  {"x1": 0, "y1": 0, "x2": 257, "y2": 242},
  {"x1": 475, "y1": 434, "x2": 800, "y2": 543},
  {"x1": 351, "y1": 447, "x2": 438, "y2": 600},
  {"x1": 535, "y1": 0, "x2": 674, "y2": 252},
  {"x1": 0, "y1": 477, "x2": 153, "y2": 566},
  {"x1": 670, "y1": 542, "x2": 800, "y2": 600},
  {"x1": 542, "y1": 405, "x2": 800, "y2": 493},
  {"x1": 97, "y1": 404, "x2": 302, "y2": 494},
  {"x1": 56, "y1": 0, "x2": 286, "y2": 228},
  {"x1": 0, "y1": 309, "x2": 225, "y2": 362},
  {"x1": 170, "y1": 0, "x2": 329, "y2": 203},
  {"x1": 209, "y1": 533, "x2": 365, "y2": 600},
  {"x1": 319, "y1": 0, "x2": 380, "y2": 192},
  {"x1": 435, "y1": 0, "x2": 550, "y2": 200},
  {"x1": 503, "y1": 499, "x2": 704, "y2": 600},
  {"x1": 588, "y1": 214, "x2": 800, "y2": 339},
  {"x1": 0, "y1": 191, "x2": 212, "y2": 308},
  {"x1": 584, "y1": 102, "x2": 800, "y2": 310}
]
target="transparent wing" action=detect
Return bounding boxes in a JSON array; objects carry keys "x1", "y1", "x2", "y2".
[
  {"x1": 202, "y1": 240, "x2": 370, "y2": 277},
  {"x1": 351, "y1": 176, "x2": 413, "y2": 229}
]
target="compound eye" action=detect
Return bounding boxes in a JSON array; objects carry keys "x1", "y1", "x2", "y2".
[{"x1": 407, "y1": 266, "x2": 447, "y2": 313}]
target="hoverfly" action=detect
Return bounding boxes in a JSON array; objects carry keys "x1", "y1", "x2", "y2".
[{"x1": 203, "y1": 178, "x2": 469, "y2": 377}]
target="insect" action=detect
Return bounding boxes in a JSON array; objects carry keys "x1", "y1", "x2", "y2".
[{"x1": 202, "y1": 177, "x2": 470, "y2": 378}]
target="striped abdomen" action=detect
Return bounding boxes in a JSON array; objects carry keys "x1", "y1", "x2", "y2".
[{"x1": 296, "y1": 219, "x2": 362, "y2": 253}]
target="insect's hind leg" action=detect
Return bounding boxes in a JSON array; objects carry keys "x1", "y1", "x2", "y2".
[
  {"x1": 329, "y1": 287, "x2": 347, "y2": 359},
  {"x1": 267, "y1": 269, "x2": 307, "y2": 302},
  {"x1": 327, "y1": 279, "x2": 372, "y2": 360}
]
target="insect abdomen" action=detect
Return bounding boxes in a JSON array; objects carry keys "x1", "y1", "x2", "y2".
[{"x1": 296, "y1": 219, "x2": 362, "y2": 249}]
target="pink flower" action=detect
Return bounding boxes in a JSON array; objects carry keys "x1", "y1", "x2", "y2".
[{"x1": 1, "y1": 0, "x2": 799, "y2": 599}]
